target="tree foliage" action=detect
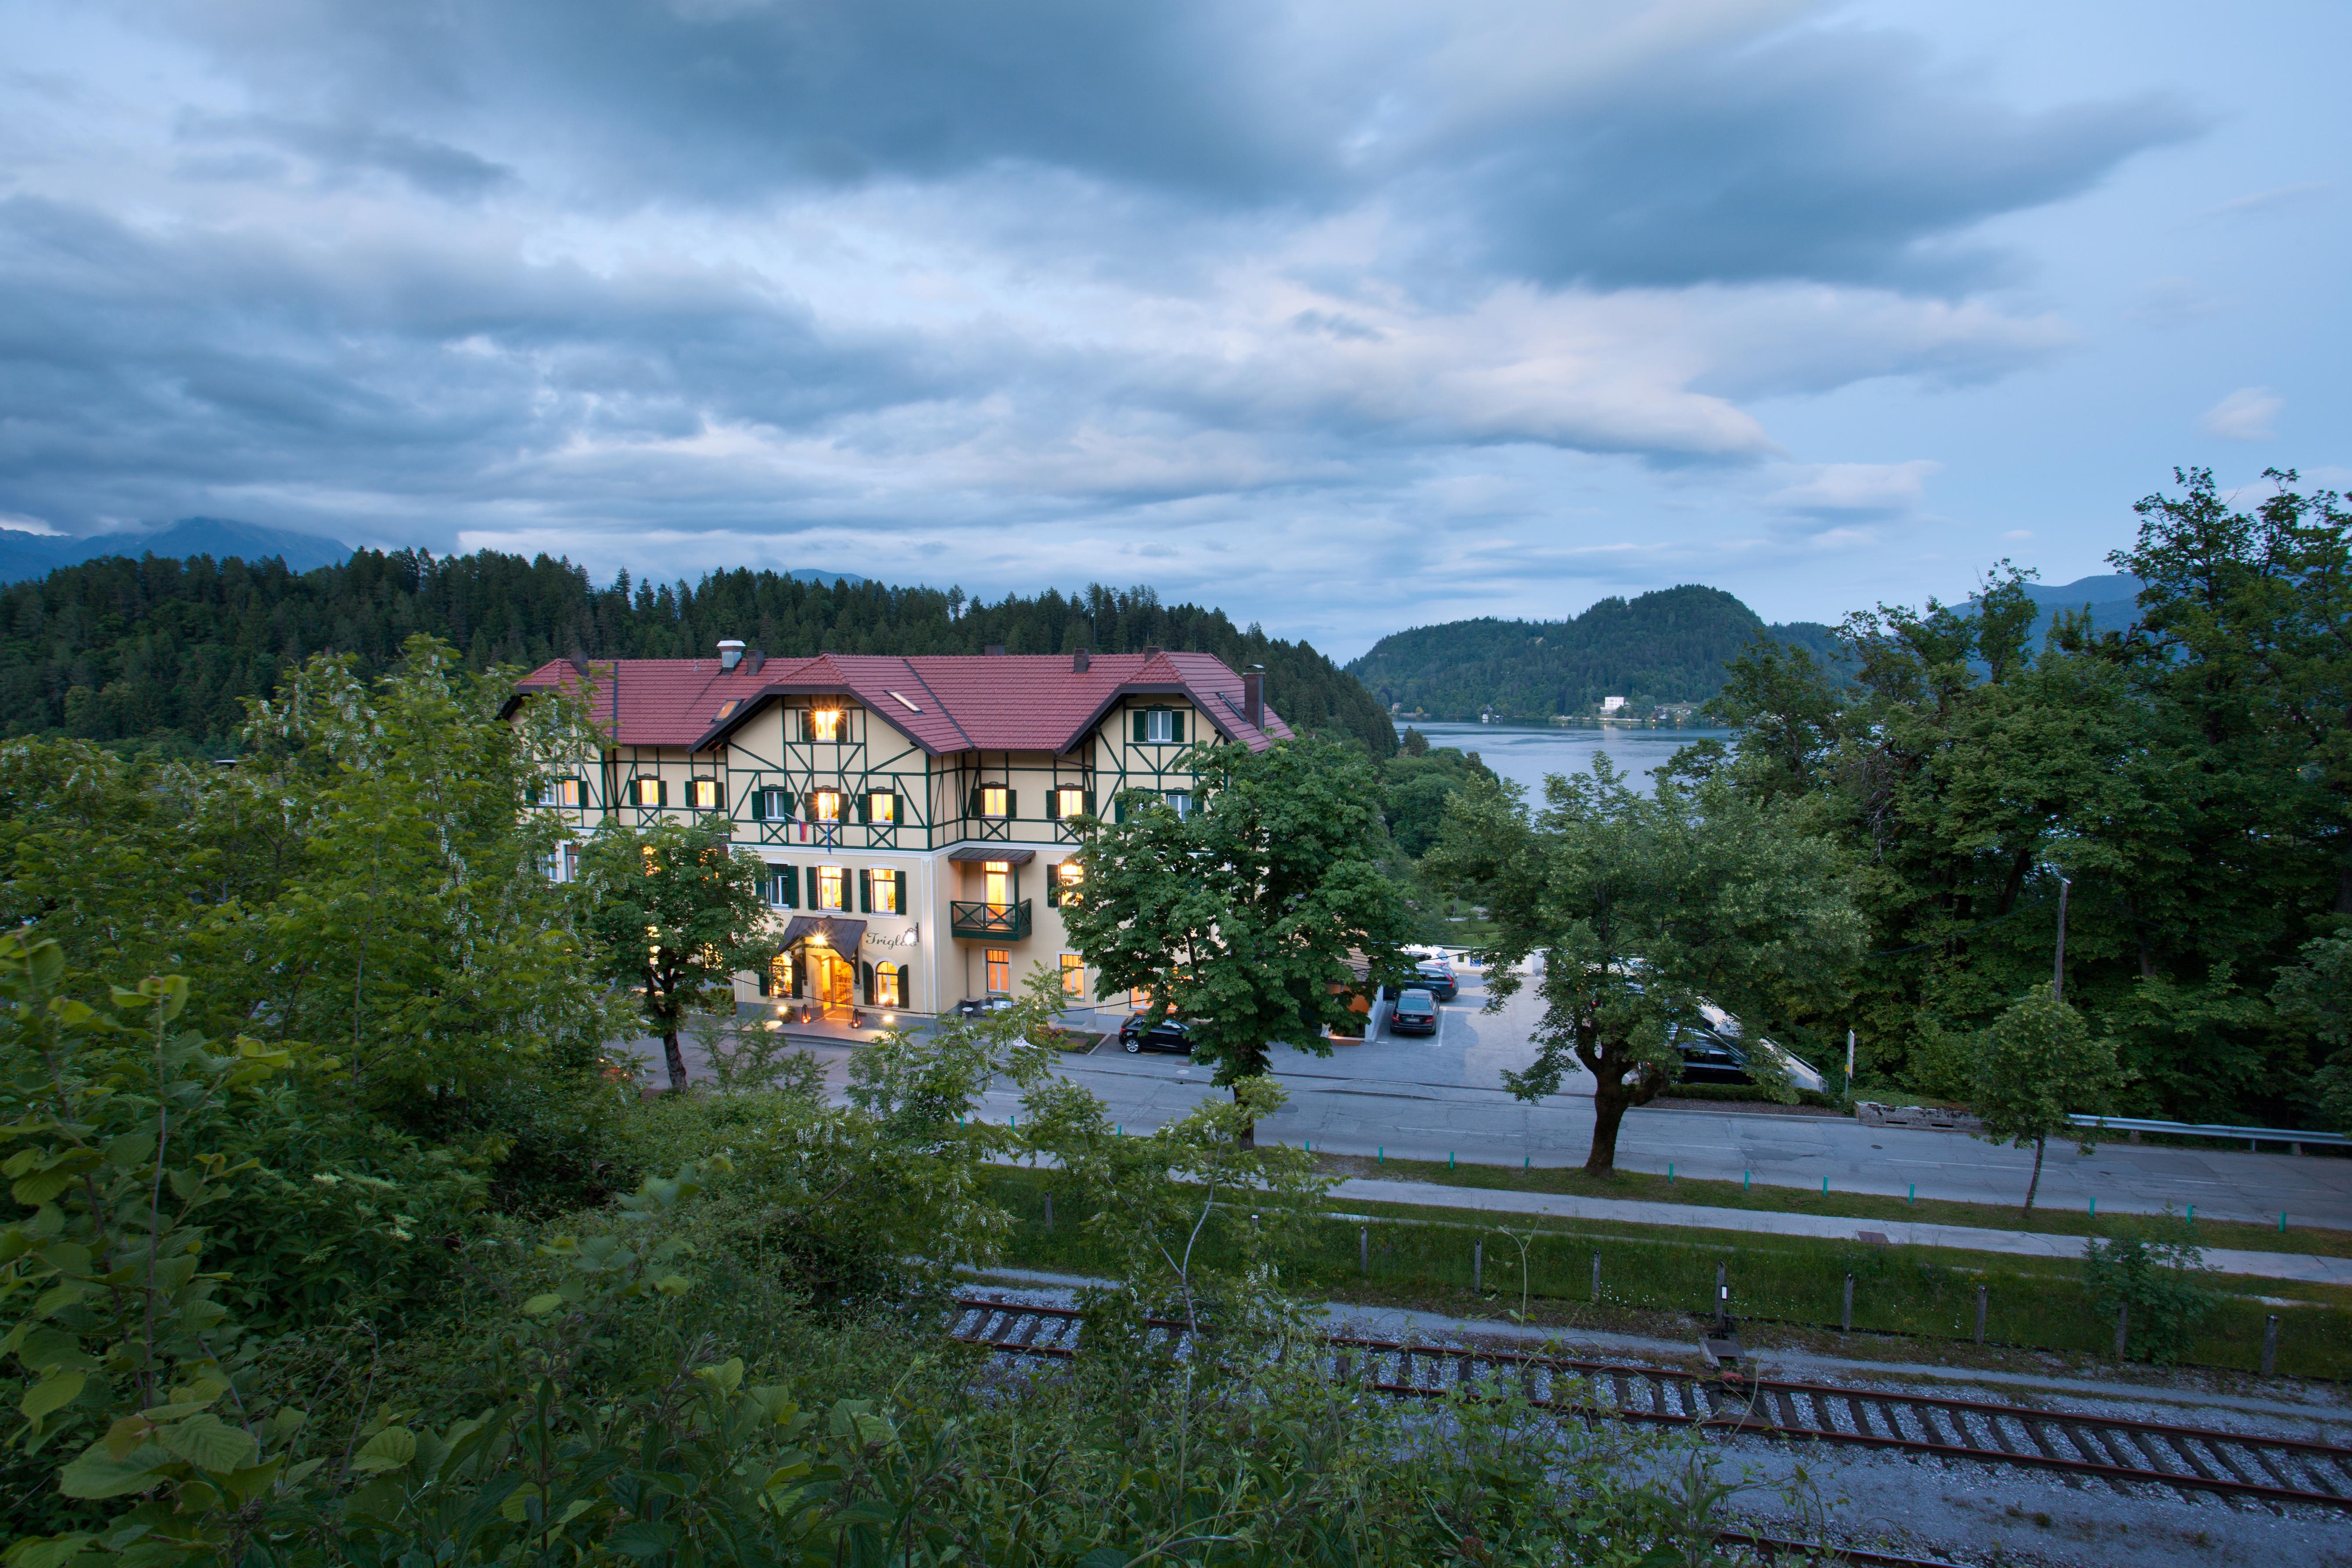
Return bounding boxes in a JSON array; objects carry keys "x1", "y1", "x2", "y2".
[
  {"x1": 1427, "y1": 759, "x2": 1864, "y2": 1173},
  {"x1": 1689, "y1": 470, "x2": 2352, "y2": 1127},
  {"x1": 1061, "y1": 736, "x2": 1415, "y2": 1091},
  {"x1": 575, "y1": 816, "x2": 768, "y2": 1093},
  {"x1": 1970, "y1": 991, "x2": 2124, "y2": 1212},
  {"x1": 0, "y1": 549, "x2": 1395, "y2": 758}
]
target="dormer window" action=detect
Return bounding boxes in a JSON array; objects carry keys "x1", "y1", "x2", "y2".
[{"x1": 1137, "y1": 708, "x2": 1185, "y2": 744}]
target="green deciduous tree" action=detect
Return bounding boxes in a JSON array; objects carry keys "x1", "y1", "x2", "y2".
[
  {"x1": 1428, "y1": 760, "x2": 1864, "y2": 1174},
  {"x1": 1971, "y1": 991, "x2": 2125, "y2": 1212},
  {"x1": 575, "y1": 815, "x2": 769, "y2": 1093},
  {"x1": 1061, "y1": 736, "x2": 1414, "y2": 1103}
]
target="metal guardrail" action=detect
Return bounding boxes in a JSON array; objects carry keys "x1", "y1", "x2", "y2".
[{"x1": 2069, "y1": 1113, "x2": 2349, "y2": 1148}]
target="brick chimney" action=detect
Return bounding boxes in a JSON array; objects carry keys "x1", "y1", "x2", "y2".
[
  {"x1": 984, "y1": 644, "x2": 1006, "y2": 656},
  {"x1": 1242, "y1": 666, "x2": 1264, "y2": 728},
  {"x1": 1142, "y1": 644, "x2": 1162, "y2": 658},
  {"x1": 717, "y1": 639, "x2": 744, "y2": 672},
  {"x1": 1072, "y1": 648, "x2": 1091, "y2": 673}
]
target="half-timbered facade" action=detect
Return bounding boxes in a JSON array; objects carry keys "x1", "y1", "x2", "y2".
[{"x1": 512, "y1": 645, "x2": 1290, "y2": 1021}]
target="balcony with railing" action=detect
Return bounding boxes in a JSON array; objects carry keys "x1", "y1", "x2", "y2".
[{"x1": 950, "y1": 899, "x2": 1032, "y2": 941}]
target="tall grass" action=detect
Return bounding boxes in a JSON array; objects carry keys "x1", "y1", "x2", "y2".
[{"x1": 985, "y1": 1172, "x2": 2352, "y2": 1378}]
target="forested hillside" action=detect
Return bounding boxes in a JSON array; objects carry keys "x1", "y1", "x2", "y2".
[
  {"x1": 0, "y1": 548, "x2": 1394, "y2": 756},
  {"x1": 1346, "y1": 584, "x2": 1842, "y2": 720}
]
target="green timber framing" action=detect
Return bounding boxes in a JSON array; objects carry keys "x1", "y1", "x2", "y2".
[{"x1": 512, "y1": 648, "x2": 1292, "y2": 1019}]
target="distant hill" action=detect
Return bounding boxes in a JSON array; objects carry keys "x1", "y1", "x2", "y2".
[
  {"x1": 1347, "y1": 585, "x2": 1842, "y2": 721},
  {"x1": 0, "y1": 550, "x2": 1390, "y2": 758},
  {"x1": 0, "y1": 517, "x2": 351, "y2": 584},
  {"x1": 2012, "y1": 573, "x2": 2144, "y2": 640}
]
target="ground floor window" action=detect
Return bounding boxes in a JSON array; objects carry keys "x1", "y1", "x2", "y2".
[
  {"x1": 1059, "y1": 953, "x2": 1085, "y2": 999},
  {"x1": 546, "y1": 842, "x2": 579, "y2": 884},
  {"x1": 871, "y1": 962, "x2": 903, "y2": 1008},
  {"x1": 986, "y1": 948, "x2": 1011, "y2": 994},
  {"x1": 766, "y1": 952, "x2": 793, "y2": 998}
]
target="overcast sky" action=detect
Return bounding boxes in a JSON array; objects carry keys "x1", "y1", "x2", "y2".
[{"x1": 1, "y1": 1, "x2": 2343, "y2": 656}]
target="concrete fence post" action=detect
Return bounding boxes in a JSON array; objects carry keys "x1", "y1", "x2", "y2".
[
  {"x1": 1974, "y1": 1285, "x2": 1987, "y2": 1345},
  {"x1": 2115, "y1": 1302, "x2": 2130, "y2": 1361},
  {"x1": 1591, "y1": 1251, "x2": 1602, "y2": 1305},
  {"x1": 1043, "y1": 1195, "x2": 1053, "y2": 1231},
  {"x1": 1841, "y1": 1273, "x2": 1854, "y2": 1333},
  {"x1": 1360, "y1": 1226, "x2": 1369, "y2": 1275},
  {"x1": 2262, "y1": 1314, "x2": 2280, "y2": 1378},
  {"x1": 1473, "y1": 1241, "x2": 1483, "y2": 1294},
  {"x1": 1714, "y1": 1261, "x2": 1728, "y2": 1331}
]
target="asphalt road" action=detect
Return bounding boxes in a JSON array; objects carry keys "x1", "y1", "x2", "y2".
[{"x1": 617, "y1": 962, "x2": 2352, "y2": 1230}]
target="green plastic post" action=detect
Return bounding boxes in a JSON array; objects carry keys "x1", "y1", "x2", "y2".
[
  {"x1": 1821, "y1": 1177, "x2": 1829, "y2": 1197},
  {"x1": 2187, "y1": 1205, "x2": 2194, "y2": 1224},
  {"x1": 1744, "y1": 1170, "x2": 1751, "y2": 1191},
  {"x1": 1448, "y1": 1152, "x2": 1455, "y2": 1170},
  {"x1": 1378, "y1": 1146, "x2": 1383, "y2": 1163},
  {"x1": 1668, "y1": 1163, "x2": 1675, "y2": 1183},
  {"x1": 2089, "y1": 1196, "x2": 2096, "y2": 1217},
  {"x1": 1907, "y1": 1183, "x2": 1915, "y2": 1205},
  {"x1": 2281, "y1": 1211, "x2": 2288, "y2": 1233}
]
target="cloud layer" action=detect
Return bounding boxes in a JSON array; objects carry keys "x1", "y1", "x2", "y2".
[{"x1": 0, "y1": 0, "x2": 2213, "y2": 645}]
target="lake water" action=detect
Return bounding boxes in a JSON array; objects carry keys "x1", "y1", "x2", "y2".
[{"x1": 1406, "y1": 721, "x2": 1734, "y2": 799}]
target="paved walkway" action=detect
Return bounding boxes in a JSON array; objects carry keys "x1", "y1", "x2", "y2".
[{"x1": 1323, "y1": 1176, "x2": 2352, "y2": 1285}]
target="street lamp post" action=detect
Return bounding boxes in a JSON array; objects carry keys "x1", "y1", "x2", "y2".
[{"x1": 2052, "y1": 875, "x2": 2072, "y2": 1003}]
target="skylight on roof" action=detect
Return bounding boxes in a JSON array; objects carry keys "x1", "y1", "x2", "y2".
[{"x1": 887, "y1": 690, "x2": 923, "y2": 713}]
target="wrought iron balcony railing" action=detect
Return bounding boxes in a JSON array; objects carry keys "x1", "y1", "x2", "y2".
[{"x1": 950, "y1": 899, "x2": 1032, "y2": 941}]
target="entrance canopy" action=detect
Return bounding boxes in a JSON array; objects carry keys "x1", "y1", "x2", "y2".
[
  {"x1": 947, "y1": 847, "x2": 1035, "y2": 864},
  {"x1": 778, "y1": 915, "x2": 867, "y2": 951}
]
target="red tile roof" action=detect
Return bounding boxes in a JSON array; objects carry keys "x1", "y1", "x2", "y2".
[{"x1": 512, "y1": 650, "x2": 1293, "y2": 757}]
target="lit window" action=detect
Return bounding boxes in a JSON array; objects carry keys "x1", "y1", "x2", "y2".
[
  {"x1": 768, "y1": 953, "x2": 792, "y2": 997},
  {"x1": 689, "y1": 778, "x2": 722, "y2": 811},
  {"x1": 1054, "y1": 786, "x2": 1084, "y2": 818},
  {"x1": 875, "y1": 963, "x2": 902, "y2": 1008},
  {"x1": 633, "y1": 777, "x2": 664, "y2": 807},
  {"x1": 1165, "y1": 791, "x2": 1193, "y2": 819},
  {"x1": 986, "y1": 948, "x2": 1011, "y2": 995},
  {"x1": 983, "y1": 860, "x2": 1011, "y2": 909},
  {"x1": 1129, "y1": 987, "x2": 1151, "y2": 1012},
  {"x1": 813, "y1": 790, "x2": 842, "y2": 822},
  {"x1": 981, "y1": 786, "x2": 1009, "y2": 817},
  {"x1": 869, "y1": 867, "x2": 901, "y2": 914},
  {"x1": 818, "y1": 866, "x2": 846, "y2": 911},
  {"x1": 808, "y1": 709, "x2": 843, "y2": 742},
  {"x1": 541, "y1": 778, "x2": 584, "y2": 808},
  {"x1": 1052, "y1": 861, "x2": 1083, "y2": 907},
  {"x1": 1059, "y1": 954, "x2": 1085, "y2": 999},
  {"x1": 868, "y1": 791, "x2": 896, "y2": 824}
]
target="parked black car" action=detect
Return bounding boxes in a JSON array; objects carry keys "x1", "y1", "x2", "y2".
[
  {"x1": 1411, "y1": 961, "x2": 1458, "y2": 1001},
  {"x1": 1120, "y1": 1015, "x2": 1196, "y2": 1055},
  {"x1": 1388, "y1": 988, "x2": 1440, "y2": 1036}
]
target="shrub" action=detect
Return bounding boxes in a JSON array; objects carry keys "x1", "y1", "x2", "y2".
[{"x1": 2083, "y1": 1210, "x2": 2219, "y2": 1364}]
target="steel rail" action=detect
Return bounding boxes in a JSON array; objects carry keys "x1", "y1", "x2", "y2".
[{"x1": 950, "y1": 1297, "x2": 2352, "y2": 1514}]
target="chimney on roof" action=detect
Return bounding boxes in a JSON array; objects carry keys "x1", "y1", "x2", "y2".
[
  {"x1": 717, "y1": 639, "x2": 745, "y2": 672},
  {"x1": 1072, "y1": 648, "x2": 1090, "y2": 673},
  {"x1": 1243, "y1": 665, "x2": 1264, "y2": 728},
  {"x1": 1142, "y1": 645, "x2": 1162, "y2": 658},
  {"x1": 745, "y1": 649, "x2": 766, "y2": 675},
  {"x1": 984, "y1": 644, "x2": 1006, "y2": 656}
]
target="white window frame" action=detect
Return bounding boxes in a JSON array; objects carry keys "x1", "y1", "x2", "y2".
[
  {"x1": 1059, "y1": 953, "x2": 1085, "y2": 999},
  {"x1": 868, "y1": 791, "x2": 896, "y2": 824},
  {"x1": 1145, "y1": 709, "x2": 1175, "y2": 743},
  {"x1": 981, "y1": 785, "x2": 1009, "y2": 818},
  {"x1": 817, "y1": 865, "x2": 846, "y2": 911},
  {"x1": 869, "y1": 866, "x2": 901, "y2": 914},
  {"x1": 689, "y1": 778, "x2": 721, "y2": 811},
  {"x1": 812, "y1": 789, "x2": 842, "y2": 822}
]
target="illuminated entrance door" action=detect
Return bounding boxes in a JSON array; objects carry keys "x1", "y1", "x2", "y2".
[{"x1": 811, "y1": 948, "x2": 856, "y2": 1018}]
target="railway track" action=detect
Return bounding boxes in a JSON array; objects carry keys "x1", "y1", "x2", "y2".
[{"x1": 951, "y1": 1296, "x2": 2352, "y2": 1518}]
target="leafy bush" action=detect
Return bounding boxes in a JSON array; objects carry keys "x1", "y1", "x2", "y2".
[{"x1": 2083, "y1": 1210, "x2": 2219, "y2": 1364}]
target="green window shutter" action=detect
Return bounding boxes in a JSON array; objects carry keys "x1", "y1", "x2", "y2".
[
  {"x1": 1113, "y1": 797, "x2": 1126, "y2": 824},
  {"x1": 749, "y1": 787, "x2": 765, "y2": 822},
  {"x1": 861, "y1": 961, "x2": 876, "y2": 1005},
  {"x1": 756, "y1": 965, "x2": 770, "y2": 998},
  {"x1": 1045, "y1": 789, "x2": 1060, "y2": 820},
  {"x1": 967, "y1": 786, "x2": 981, "y2": 817},
  {"x1": 805, "y1": 866, "x2": 819, "y2": 908},
  {"x1": 858, "y1": 869, "x2": 871, "y2": 914},
  {"x1": 1005, "y1": 790, "x2": 1017, "y2": 820},
  {"x1": 893, "y1": 870, "x2": 906, "y2": 911},
  {"x1": 1084, "y1": 790, "x2": 1096, "y2": 816},
  {"x1": 1170, "y1": 712, "x2": 1185, "y2": 743},
  {"x1": 1045, "y1": 875, "x2": 1057, "y2": 908},
  {"x1": 781, "y1": 865, "x2": 799, "y2": 909},
  {"x1": 1132, "y1": 710, "x2": 1147, "y2": 744}
]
